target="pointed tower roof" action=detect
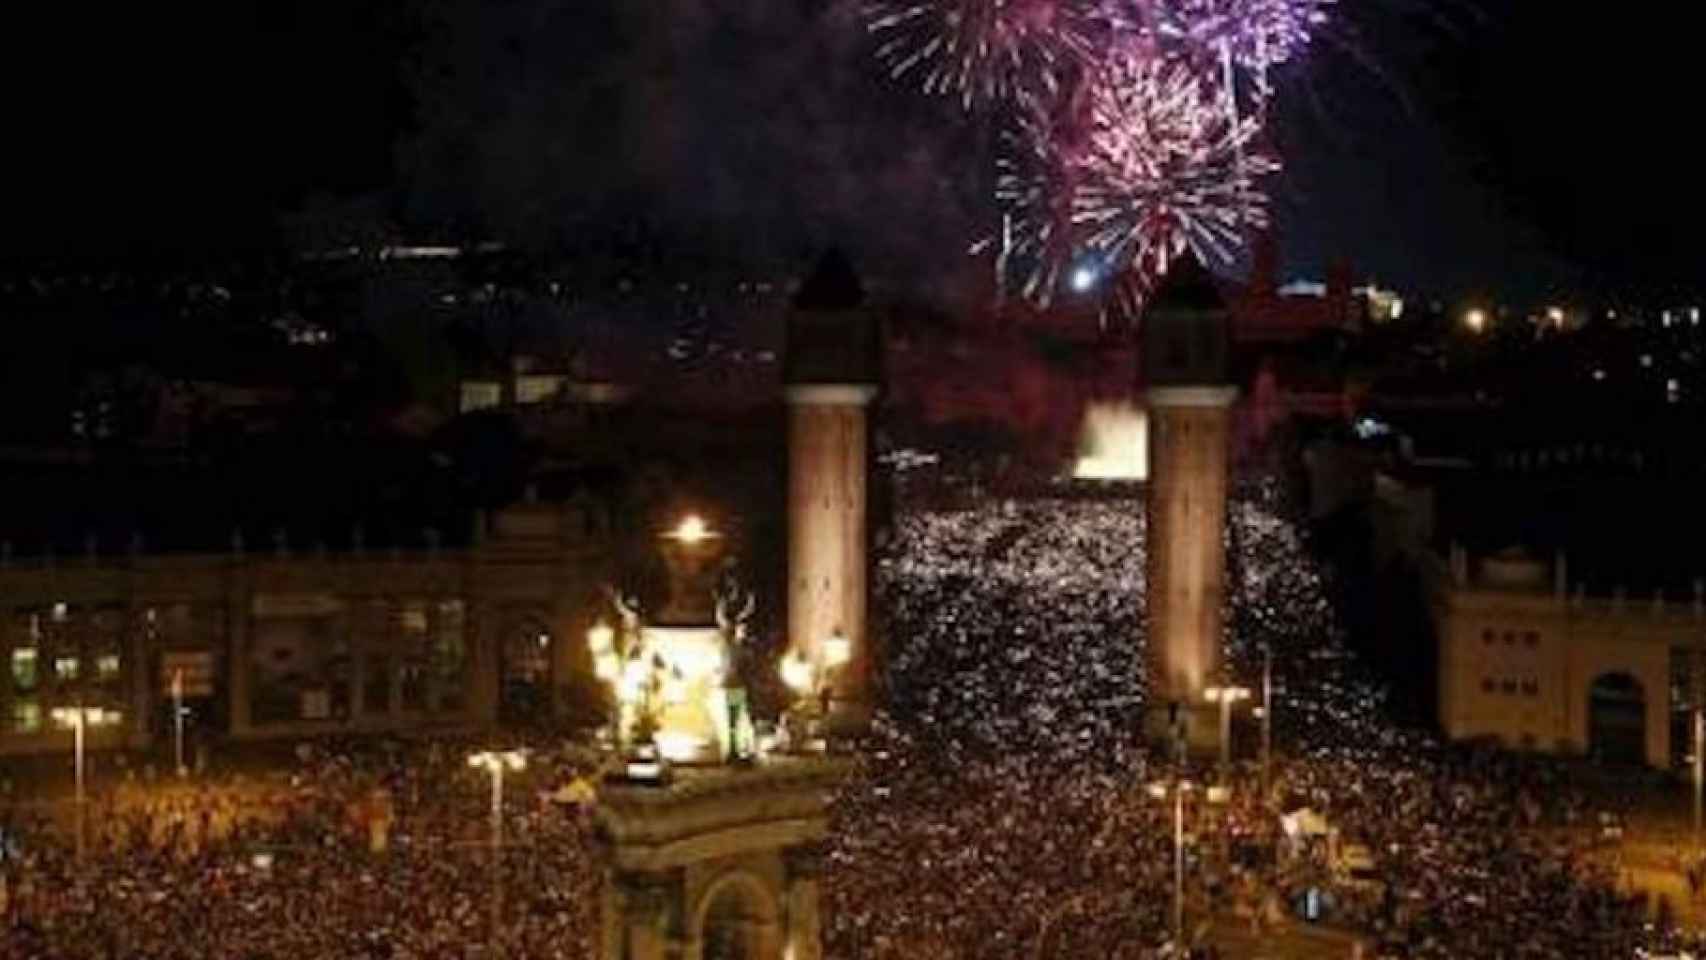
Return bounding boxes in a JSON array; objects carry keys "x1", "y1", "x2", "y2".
[
  {"x1": 1142, "y1": 256, "x2": 1232, "y2": 388},
  {"x1": 785, "y1": 249, "x2": 880, "y2": 386}
]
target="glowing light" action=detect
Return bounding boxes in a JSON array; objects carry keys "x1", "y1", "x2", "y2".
[
  {"x1": 780, "y1": 650, "x2": 815, "y2": 693},
  {"x1": 1070, "y1": 265, "x2": 1098, "y2": 293},
  {"x1": 654, "y1": 731, "x2": 707, "y2": 763},
  {"x1": 665, "y1": 514, "x2": 717, "y2": 546},
  {"x1": 1546, "y1": 306, "x2": 1565, "y2": 328},
  {"x1": 824, "y1": 630, "x2": 853, "y2": 669},
  {"x1": 1464, "y1": 309, "x2": 1487, "y2": 333},
  {"x1": 467, "y1": 749, "x2": 526, "y2": 772},
  {"x1": 1204, "y1": 684, "x2": 1250, "y2": 703},
  {"x1": 587, "y1": 622, "x2": 614, "y2": 656},
  {"x1": 1073, "y1": 401, "x2": 1149, "y2": 480}
]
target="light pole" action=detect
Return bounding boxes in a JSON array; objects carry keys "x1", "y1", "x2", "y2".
[
  {"x1": 1693, "y1": 707, "x2": 1702, "y2": 852},
  {"x1": 468, "y1": 749, "x2": 525, "y2": 945},
  {"x1": 1203, "y1": 684, "x2": 1251, "y2": 778},
  {"x1": 1147, "y1": 779, "x2": 1231, "y2": 951},
  {"x1": 467, "y1": 750, "x2": 526, "y2": 853},
  {"x1": 72, "y1": 707, "x2": 86, "y2": 863},
  {"x1": 172, "y1": 668, "x2": 188, "y2": 778}
]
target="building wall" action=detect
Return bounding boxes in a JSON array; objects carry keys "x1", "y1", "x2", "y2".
[
  {"x1": 1435, "y1": 566, "x2": 1703, "y2": 767},
  {"x1": 0, "y1": 504, "x2": 611, "y2": 755}
]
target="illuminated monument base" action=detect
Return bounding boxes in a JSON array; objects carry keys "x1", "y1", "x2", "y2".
[{"x1": 596, "y1": 759, "x2": 842, "y2": 960}]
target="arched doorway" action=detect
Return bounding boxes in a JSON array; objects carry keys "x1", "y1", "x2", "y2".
[
  {"x1": 1589, "y1": 672, "x2": 1647, "y2": 765},
  {"x1": 500, "y1": 616, "x2": 553, "y2": 724},
  {"x1": 695, "y1": 872, "x2": 780, "y2": 960}
]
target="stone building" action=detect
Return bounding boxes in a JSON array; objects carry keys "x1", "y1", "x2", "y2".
[
  {"x1": 1432, "y1": 545, "x2": 1706, "y2": 768},
  {"x1": 0, "y1": 496, "x2": 618, "y2": 756}
]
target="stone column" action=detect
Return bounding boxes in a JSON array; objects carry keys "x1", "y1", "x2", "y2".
[
  {"x1": 1146, "y1": 386, "x2": 1237, "y2": 732},
  {"x1": 786, "y1": 385, "x2": 876, "y2": 703},
  {"x1": 782, "y1": 843, "x2": 826, "y2": 960}
]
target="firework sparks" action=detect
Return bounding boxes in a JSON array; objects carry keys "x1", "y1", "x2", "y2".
[
  {"x1": 864, "y1": 0, "x2": 1103, "y2": 110},
  {"x1": 1152, "y1": 0, "x2": 1332, "y2": 84},
  {"x1": 1073, "y1": 56, "x2": 1278, "y2": 281}
]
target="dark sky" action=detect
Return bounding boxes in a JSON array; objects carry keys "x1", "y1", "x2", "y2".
[{"x1": 5, "y1": 1, "x2": 1702, "y2": 301}]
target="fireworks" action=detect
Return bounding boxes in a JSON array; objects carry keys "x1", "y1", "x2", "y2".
[
  {"x1": 863, "y1": 0, "x2": 1324, "y2": 311},
  {"x1": 864, "y1": 0, "x2": 1104, "y2": 110},
  {"x1": 1073, "y1": 56, "x2": 1278, "y2": 278},
  {"x1": 1150, "y1": 0, "x2": 1333, "y2": 88},
  {"x1": 992, "y1": 55, "x2": 1277, "y2": 307}
]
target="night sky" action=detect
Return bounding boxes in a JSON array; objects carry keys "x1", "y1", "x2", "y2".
[{"x1": 6, "y1": 0, "x2": 1702, "y2": 301}]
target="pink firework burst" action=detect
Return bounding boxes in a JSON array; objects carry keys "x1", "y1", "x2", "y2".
[
  {"x1": 1072, "y1": 54, "x2": 1277, "y2": 287},
  {"x1": 865, "y1": 0, "x2": 1106, "y2": 110}
]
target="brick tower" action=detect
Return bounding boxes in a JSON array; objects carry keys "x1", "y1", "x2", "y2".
[
  {"x1": 1142, "y1": 258, "x2": 1237, "y2": 744},
  {"x1": 784, "y1": 251, "x2": 879, "y2": 708}
]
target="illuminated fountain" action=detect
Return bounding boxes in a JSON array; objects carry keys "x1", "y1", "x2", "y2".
[{"x1": 1073, "y1": 400, "x2": 1149, "y2": 481}]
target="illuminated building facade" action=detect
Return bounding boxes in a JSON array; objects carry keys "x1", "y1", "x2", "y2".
[
  {"x1": 1432, "y1": 546, "x2": 1706, "y2": 768},
  {"x1": 0, "y1": 499, "x2": 614, "y2": 755}
]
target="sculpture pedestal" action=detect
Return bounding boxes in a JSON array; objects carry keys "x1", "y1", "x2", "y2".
[{"x1": 596, "y1": 758, "x2": 845, "y2": 960}]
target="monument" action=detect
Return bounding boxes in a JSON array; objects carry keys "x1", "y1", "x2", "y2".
[
  {"x1": 783, "y1": 251, "x2": 880, "y2": 715},
  {"x1": 1142, "y1": 258, "x2": 1238, "y2": 749}
]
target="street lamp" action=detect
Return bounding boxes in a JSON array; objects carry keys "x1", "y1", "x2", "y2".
[
  {"x1": 663, "y1": 513, "x2": 718, "y2": 546},
  {"x1": 1147, "y1": 779, "x2": 1231, "y2": 951},
  {"x1": 467, "y1": 748, "x2": 525, "y2": 946},
  {"x1": 71, "y1": 706, "x2": 86, "y2": 863},
  {"x1": 467, "y1": 749, "x2": 526, "y2": 853},
  {"x1": 1203, "y1": 684, "x2": 1251, "y2": 776},
  {"x1": 778, "y1": 629, "x2": 852, "y2": 750}
]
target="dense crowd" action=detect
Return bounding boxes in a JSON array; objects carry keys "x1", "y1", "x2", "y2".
[
  {"x1": 824, "y1": 482, "x2": 1702, "y2": 959},
  {"x1": 4, "y1": 475, "x2": 1704, "y2": 958},
  {"x1": 1, "y1": 737, "x2": 603, "y2": 959}
]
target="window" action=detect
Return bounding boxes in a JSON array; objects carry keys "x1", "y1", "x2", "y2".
[
  {"x1": 1482, "y1": 630, "x2": 1494, "y2": 645},
  {"x1": 1501, "y1": 679, "x2": 1518, "y2": 695},
  {"x1": 1523, "y1": 632, "x2": 1539, "y2": 648},
  {"x1": 1521, "y1": 679, "x2": 1539, "y2": 696},
  {"x1": 1481, "y1": 678, "x2": 1495, "y2": 693},
  {"x1": 12, "y1": 700, "x2": 40, "y2": 733},
  {"x1": 1503, "y1": 632, "x2": 1516, "y2": 646},
  {"x1": 95, "y1": 654, "x2": 120, "y2": 681},
  {"x1": 54, "y1": 657, "x2": 80, "y2": 682},
  {"x1": 11, "y1": 648, "x2": 39, "y2": 690}
]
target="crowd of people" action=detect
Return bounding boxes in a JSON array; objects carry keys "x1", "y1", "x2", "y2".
[
  {"x1": 4, "y1": 472, "x2": 1704, "y2": 958},
  {"x1": 1, "y1": 736, "x2": 603, "y2": 959},
  {"x1": 825, "y1": 482, "x2": 1704, "y2": 959}
]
